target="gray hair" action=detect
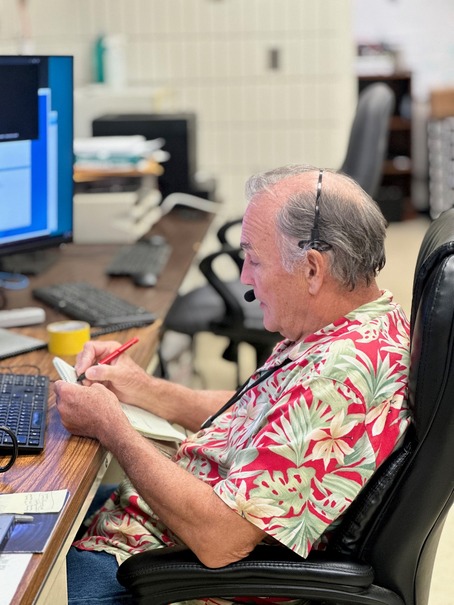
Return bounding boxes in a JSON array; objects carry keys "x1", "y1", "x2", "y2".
[{"x1": 245, "y1": 164, "x2": 387, "y2": 290}]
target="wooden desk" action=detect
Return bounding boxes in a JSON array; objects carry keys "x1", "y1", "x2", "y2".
[{"x1": 0, "y1": 210, "x2": 212, "y2": 605}]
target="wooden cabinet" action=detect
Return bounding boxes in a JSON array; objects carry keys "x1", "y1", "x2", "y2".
[{"x1": 359, "y1": 73, "x2": 412, "y2": 221}]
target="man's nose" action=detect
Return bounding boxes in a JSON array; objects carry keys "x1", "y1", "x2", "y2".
[{"x1": 240, "y1": 262, "x2": 251, "y2": 285}]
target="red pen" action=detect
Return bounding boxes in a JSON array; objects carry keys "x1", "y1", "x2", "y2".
[{"x1": 76, "y1": 337, "x2": 139, "y2": 382}]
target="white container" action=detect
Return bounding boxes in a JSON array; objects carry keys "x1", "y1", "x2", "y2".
[{"x1": 103, "y1": 34, "x2": 127, "y2": 90}]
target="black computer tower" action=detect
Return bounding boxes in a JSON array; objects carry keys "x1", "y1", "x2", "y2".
[{"x1": 92, "y1": 113, "x2": 205, "y2": 199}]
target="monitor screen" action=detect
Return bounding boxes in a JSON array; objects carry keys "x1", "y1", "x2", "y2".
[{"x1": 0, "y1": 55, "x2": 73, "y2": 273}]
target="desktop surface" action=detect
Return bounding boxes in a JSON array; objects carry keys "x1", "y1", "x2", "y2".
[
  {"x1": 0, "y1": 324, "x2": 159, "y2": 604},
  {"x1": 3, "y1": 211, "x2": 211, "y2": 321},
  {"x1": 0, "y1": 209, "x2": 212, "y2": 605}
]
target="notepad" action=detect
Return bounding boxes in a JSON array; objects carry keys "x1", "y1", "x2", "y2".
[
  {"x1": 0, "y1": 328, "x2": 46, "y2": 360},
  {"x1": 0, "y1": 489, "x2": 69, "y2": 554},
  {"x1": 53, "y1": 357, "x2": 186, "y2": 443},
  {"x1": 0, "y1": 490, "x2": 68, "y2": 515}
]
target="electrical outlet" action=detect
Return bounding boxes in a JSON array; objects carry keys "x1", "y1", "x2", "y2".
[{"x1": 268, "y1": 48, "x2": 281, "y2": 71}]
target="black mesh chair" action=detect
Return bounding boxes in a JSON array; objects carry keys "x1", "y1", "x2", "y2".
[
  {"x1": 161, "y1": 84, "x2": 395, "y2": 383},
  {"x1": 118, "y1": 208, "x2": 454, "y2": 605}
]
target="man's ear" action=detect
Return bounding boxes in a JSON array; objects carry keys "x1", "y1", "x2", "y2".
[{"x1": 303, "y1": 250, "x2": 327, "y2": 295}]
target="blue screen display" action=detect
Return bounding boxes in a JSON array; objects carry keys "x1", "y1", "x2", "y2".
[{"x1": 0, "y1": 56, "x2": 73, "y2": 255}]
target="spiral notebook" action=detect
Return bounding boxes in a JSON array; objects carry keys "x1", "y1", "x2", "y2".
[
  {"x1": 0, "y1": 328, "x2": 46, "y2": 361},
  {"x1": 53, "y1": 357, "x2": 186, "y2": 443}
]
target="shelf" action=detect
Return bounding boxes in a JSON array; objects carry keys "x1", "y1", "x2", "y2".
[
  {"x1": 389, "y1": 116, "x2": 411, "y2": 131},
  {"x1": 383, "y1": 160, "x2": 412, "y2": 176},
  {"x1": 358, "y1": 71, "x2": 412, "y2": 82},
  {"x1": 73, "y1": 159, "x2": 162, "y2": 183}
]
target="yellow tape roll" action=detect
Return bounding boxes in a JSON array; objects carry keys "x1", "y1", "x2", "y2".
[{"x1": 47, "y1": 321, "x2": 90, "y2": 356}]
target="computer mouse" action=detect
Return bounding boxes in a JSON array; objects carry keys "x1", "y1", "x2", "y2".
[
  {"x1": 132, "y1": 273, "x2": 158, "y2": 287},
  {"x1": 145, "y1": 234, "x2": 167, "y2": 246}
]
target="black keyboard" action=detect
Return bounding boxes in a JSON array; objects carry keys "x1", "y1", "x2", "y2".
[
  {"x1": 33, "y1": 282, "x2": 156, "y2": 327},
  {"x1": 0, "y1": 373, "x2": 49, "y2": 454},
  {"x1": 106, "y1": 236, "x2": 171, "y2": 280}
]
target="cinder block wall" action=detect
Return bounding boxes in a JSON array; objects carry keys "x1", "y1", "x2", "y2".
[{"x1": 0, "y1": 0, "x2": 356, "y2": 217}]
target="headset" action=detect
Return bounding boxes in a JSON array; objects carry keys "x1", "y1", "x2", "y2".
[{"x1": 297, "y1": 168, "x2": 332, "y2": 253}]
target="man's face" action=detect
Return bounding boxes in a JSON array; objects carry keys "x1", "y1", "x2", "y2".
[{"x1": 240, "y1": 193, "x2": 308, "y2": 341}]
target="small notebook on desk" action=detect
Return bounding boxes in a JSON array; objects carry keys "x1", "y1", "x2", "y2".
[
  {"x1": 0, "y1": 328, "x2": 46, "y2": 361},
  {"x1": 53, "y1": 357, "x2": 186, "y2": 443}
]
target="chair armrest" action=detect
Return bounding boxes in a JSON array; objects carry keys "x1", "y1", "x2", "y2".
[
  {"x1": 117, "y1": 544, "x2": 403, "y2": 605},
  {"x1": 198, "y1": 246, "x2": 245, "y2": 325},
  {"x1": 216, "y1": 218, "x2": 242, "y2": 247}
]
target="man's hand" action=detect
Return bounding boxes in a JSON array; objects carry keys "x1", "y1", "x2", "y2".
[
  {"x1": 54, "y1": 379, "x2": 128, "y2": 442},
  {"x1": 74, "y1": 340, "x2": 152, "y2": 407}
]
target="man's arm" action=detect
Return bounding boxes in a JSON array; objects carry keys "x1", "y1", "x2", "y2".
[
  {"x1": 139, "y1": 375, "x2": 234, "y2": 433},
  {"x1": 54, "y1": 380, "x2": 265, "y2": 567},
  {"x1": 76, "y1": 341, "x2": 234, "y2": 433}
]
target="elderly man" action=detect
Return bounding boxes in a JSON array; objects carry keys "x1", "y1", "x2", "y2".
[{"x1": 55, "y1": 164, "x2": 411, "y2": 604}]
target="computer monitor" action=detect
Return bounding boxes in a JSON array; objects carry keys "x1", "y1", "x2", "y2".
[{"x1": 0, "y1": 55, "x2": 74, "y2": 274}]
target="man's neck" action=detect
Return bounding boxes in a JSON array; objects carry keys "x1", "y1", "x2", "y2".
[
  {"x1": 297, "y1": 280, "x2": 382, "y2": 342},
  {"x1": 328, "y1": 281, "x2": 382, "y2": 318}
]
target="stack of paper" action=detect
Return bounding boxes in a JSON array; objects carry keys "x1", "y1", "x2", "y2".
[{"x1": 74, "y1": 136, "x2": 167, "y2": 171}]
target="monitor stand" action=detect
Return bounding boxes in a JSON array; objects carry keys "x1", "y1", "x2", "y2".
[{"x1": 0, "y1": 249, "x2": 59, "y2": 275}]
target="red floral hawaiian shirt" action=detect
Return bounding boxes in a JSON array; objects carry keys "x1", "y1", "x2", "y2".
[{"x1": 75, "y1": 290, "x2": 411, "y2": 574}]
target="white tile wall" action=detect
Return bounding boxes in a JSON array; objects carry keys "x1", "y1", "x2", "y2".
[{"x1": 0, "y1": 0, "x2": 356, "y2": 217}]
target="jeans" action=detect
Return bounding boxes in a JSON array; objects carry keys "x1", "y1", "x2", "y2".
[
  {"x1": 66, "y1": 484, "x2": 133, "y2": 604},
  {"x1": 66, "y1": 548, "x2": 133, "y2": 604}
]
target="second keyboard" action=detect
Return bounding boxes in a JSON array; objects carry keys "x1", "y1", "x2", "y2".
[
  {"x1": 33, "y1": 282, "x2": 156, "y2": 327},
  {"x1": 106, "y1": 236, "x2": 172, "y2": 280}
]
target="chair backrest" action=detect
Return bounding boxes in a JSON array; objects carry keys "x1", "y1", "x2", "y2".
[
  {"x1": 337, "y1": 210, "x2": 454, "y2": 605},
  {"x1": 340, "y1": 82, "x2": 395, "y2": 199}
]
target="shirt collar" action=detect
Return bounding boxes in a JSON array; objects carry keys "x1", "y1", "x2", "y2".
[{"x1": 268, "y1": 290, "x2": 397, "y2": 365}]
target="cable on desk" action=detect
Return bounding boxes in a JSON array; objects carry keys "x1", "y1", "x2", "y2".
[
  {"x1": 0, "y1": 426, "x2": 18, "y2": 472},
  {"x1": 0, "y1": 273, "x2": 30, "y2": 310},
  {"x1": 0, "y1": 272, "x2": 29, "y2": 291}
]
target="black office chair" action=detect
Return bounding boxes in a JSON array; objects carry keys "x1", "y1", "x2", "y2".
[
  {"x1": 161, "y1": 83, "x2": 395, "y2": 384},
  {"x1": 161, "y1": 220, "x2": 279, "y2": 385},
  {"x1": 118, "y1": 208, "x2": 454, "y2": 605},
  {"x1": 340, "y1": 82, "x2": 395, "y2": 200}
]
